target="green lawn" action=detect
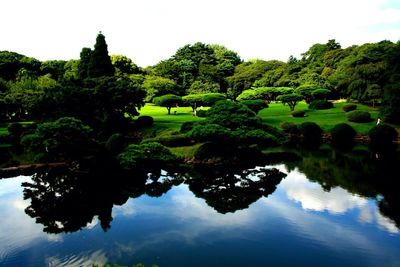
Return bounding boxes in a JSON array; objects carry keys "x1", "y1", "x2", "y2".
[
  {"x1": 138, "y1": 104, "x2": 206, "y2": 136},
  {"x1": 259, "y1": 101, "x2": 380, "y2": 134},
  {"x1": 139, "y1": 102, "x2": 384, "y2": 136}
]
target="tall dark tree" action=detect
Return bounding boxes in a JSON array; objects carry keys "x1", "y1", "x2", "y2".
[
  {"x1": 88, "y1": 32, "x2": 115, "y2": 78},
  {"x1": 78, "y1": 47, "x2": 92, "y2": 79}
]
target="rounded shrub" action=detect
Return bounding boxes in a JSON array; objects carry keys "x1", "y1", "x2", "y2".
[
  {"x1": 299, "y1": 122, "x2": 322, "y2": 147},
  {"x1": 118, "y1": 142, "x2": 178, "y2": 169},
  {"x1": 309, "y1": 100, "x2": 334, "y2": 110},
  {"x1": 236, "y1": 129, "x2": 279, "y2": 147},
  {"x1": 135, "y1": 116, "x2": 154, "y2": 127},
  {"x1": 330, "y1": 123, "x2": 356, "y2": 150},
  {"x1": 105, "y1": 133, "x2": 126, "y2": 155},
  {"x1": 292, "y1": 110, "x2": 306, "y2": 117},
  {"x1": 347, "y1": 110, "x2": 372, "y2": 123},
  {"x1": 368, "y1": 124, "x2": 398, "y2": 153},
  {"x1": 342, "y1": 104, "x2": 357, "y2": 112},
  {"x1": 280, "y1": 122, "x2": 299, "y2": 134}
]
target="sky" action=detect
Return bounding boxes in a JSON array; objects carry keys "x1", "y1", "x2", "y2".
[{"x1": 1, "y1": 0, "x2": 399, "y2": 67}]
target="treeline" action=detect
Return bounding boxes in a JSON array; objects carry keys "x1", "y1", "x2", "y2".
[{"x1": 1, "y1": 36, "x2": 400, "y2": 123}]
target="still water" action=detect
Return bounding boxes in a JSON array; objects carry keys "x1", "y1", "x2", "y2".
[{"x1": 0, "y1": 150, "x2": 400, "y2": 267}]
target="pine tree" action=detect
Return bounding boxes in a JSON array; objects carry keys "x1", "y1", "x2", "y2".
[
  {"x1": 88, "y1": 32, "x2": 114, "y2": 78},
  {"x1": 78, "y1": 47, "x2": 92, "y2": 79}
]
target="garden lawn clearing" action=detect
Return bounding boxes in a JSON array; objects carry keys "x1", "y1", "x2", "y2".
[
  {"x1": 258, "y1": 101, "x2": 380, "y2": 134},
  {"x1": 139, "y1": 104, "x2": 206, "y2": 136}
]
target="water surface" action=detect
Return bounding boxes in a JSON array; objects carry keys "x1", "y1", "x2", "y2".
[{"x1": 1, "y1": 151, "x2": 400, "y2": 266}]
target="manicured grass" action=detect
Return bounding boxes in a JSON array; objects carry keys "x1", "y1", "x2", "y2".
[
  {"x1": 259, "y1": 101, "x2": 380, "y2": 134},
  {"x1": 139, "y1": 104, "x2": 206, "y2": 135}
]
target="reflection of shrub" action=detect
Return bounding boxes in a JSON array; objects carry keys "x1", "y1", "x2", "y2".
[
  {"x1": 196, "y1": 109, "x2": 207, "y2": 117},
  {"x1": 331, "y1": 123, "x2": 356, "y2": 149},
  {"x1": 342, "y1": 104, "x2": 357, "y2": 112},
  {"x1": 368, "y1": 124, "x2": 398, "y2": 153},
  {"x1": 292, "y1": 110, "x2": 306, "y2": 117},
  {"x1": 280, "y1": 122, "x2": 299, "y2": 134},
  {"x1": 299, "y1": 122, "x2": 322, "y2": 147},
  {"x1": 347, "y1": 110, "x2": 372, "y2": 123},
  {"x1": 135, "y1": 116, "x2": 154, "y2": 127},
  {"x1": 309, "y1": 100, "x2": 333, "y2": 110},
  {"x1": 240, "y1": 100, "x2": 268, "y2": 113}
]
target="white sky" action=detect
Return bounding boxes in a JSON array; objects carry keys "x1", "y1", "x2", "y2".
[{"x1": 1, "y1": 0, "x2": 399, "y2": 67}]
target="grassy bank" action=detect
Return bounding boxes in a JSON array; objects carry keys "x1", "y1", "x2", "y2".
[
  {"x1": 258, "y1": 101, "x2": 380, "y2": 134},
  {"x1": 139, "y1": 101, "x2": 382, "y2": 135}
]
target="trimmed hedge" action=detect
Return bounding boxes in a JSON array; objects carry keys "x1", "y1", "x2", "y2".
[
  {"x1": 368, "y1": 124, "x2": 398, "y2": 153},
  {"x1": 342, "y1": 104, "x2": 357, "y2": 112},
  {"x1": 118, "y1": 142, "x2": 179, "y2": 169},
  {"x1": 299, "y1": 122, "x2": 322, "y2": 147},
  {"x1": 292, "y1": 110, "x2": 306, "y2": 117},
  {"x1": 308, "y1": 100, "x2": 334, "y2": 110},
  {"x1": 135, "y1": 116, "x2": 154, "y2": 127},
  {"x1": 347, "y1": 110, "x2": 372, "y2": 123},
  {"x1": 330, "y1": 123, "x2": 356, "y2": 149}
]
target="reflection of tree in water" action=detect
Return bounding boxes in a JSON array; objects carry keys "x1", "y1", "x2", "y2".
[
  {"x1": 291, "y1": 147, "x2": 400, "y2": 229},
  {"x1": 186, "y1": 165, "x2": 286, "y2": 214},
  {"x1": 22, "y1": 165, "x2": 182, "y2": 234}
]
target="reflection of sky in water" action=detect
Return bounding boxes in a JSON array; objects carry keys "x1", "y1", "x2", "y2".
[{"x1": 1, "y1": 169, "x2": 400, "y2": 267}]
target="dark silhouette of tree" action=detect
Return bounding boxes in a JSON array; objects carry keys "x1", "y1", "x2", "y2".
[
  {"x1": 88, "y1": 32, "x2": 115, "y2": 78},
  {"x1": 78, "y1": 47, "x2": 92, "y2": 79}
]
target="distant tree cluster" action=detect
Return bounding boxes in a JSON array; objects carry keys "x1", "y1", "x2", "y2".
[{"x1": 1, "y1": 37, "x2": 400, "y2": 127}]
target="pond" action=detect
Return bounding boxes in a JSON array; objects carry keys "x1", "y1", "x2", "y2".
[{"x1": 0, "y1": 147, "x2": 400, "y2": 267}]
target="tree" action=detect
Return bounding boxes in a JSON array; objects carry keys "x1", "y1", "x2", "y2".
[
  {"x1": 21, "y1": 117, "x2": 95, "y2": 162},
  {"x1": 40, "y1": 60, "x2": 66, "y2": 81},
  {"x1": 111, "y1": 55, "x2": 140, "y2": 76},
  {"x1": 78, "y1": 47, "x2": 92, "y2": 79},
  {"x1": 142, "y1": 75, "x2": 177, "y2": 102},
  {"x1": 87, "y1": 33, "x2": 115, "y2": 78},
  {"x1": 152, "y1": 94, "x2": 182, "y2": 115},
  {"x1": 227, "y1": 60, "x2": 274, "y2": 99},
  {"x1": 63, "y1": 59, "x2": 79, "y2": 81},
  {"x1": 277, "y1": 93, "x2": 303, "y2": 111},
  {"x1": 311, "y1": 88, "x2": 331, "y2": 100},
  {"x1": 187, "y1": 80, "x2": 220, "y2": 94}
]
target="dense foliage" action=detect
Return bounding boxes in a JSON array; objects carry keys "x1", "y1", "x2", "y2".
[{"x1": 118, "y1": 142, "x2": 179, "y2": 169}]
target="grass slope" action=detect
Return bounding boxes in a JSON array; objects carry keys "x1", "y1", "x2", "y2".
[
  {"x1": 259, "y1": 101, "x2": 380, "y2": 134},
  {"x1": 139, "y1": 104, "x2": 205, "y2": 136},
  {"x1": 140, "y1": 102, "x2": 382, "y2": 135}
]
